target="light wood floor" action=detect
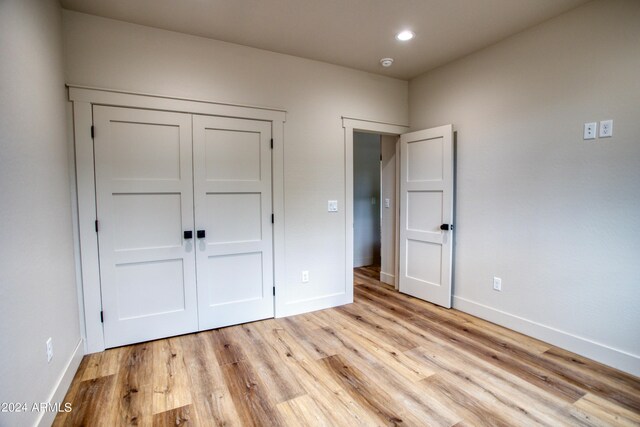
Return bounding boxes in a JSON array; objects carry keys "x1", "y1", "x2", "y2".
[{"x1": 55, "y1": 266, "x2": 640, "y2": 426}]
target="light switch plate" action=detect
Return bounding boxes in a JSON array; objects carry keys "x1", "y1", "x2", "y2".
[
  {"x1": 384, "y1": 198, "x2": 390, "y2": 208},
  {"x1": 46, "y1": 338, "x2": 53, "y2": 363},
  {"x1": 328, "y1": 200, "x2": 338, "y2": 212},
  {"x1": 599, "y1": 120, "x2": 613, "y2": 138},
  {"x1": 584, "y1": 122, "x2": 597, "y2": 140}
]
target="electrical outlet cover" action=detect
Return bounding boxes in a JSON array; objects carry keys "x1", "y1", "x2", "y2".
[{"x1": 599, "y1": 119, "x2": 613, "y2": 138}]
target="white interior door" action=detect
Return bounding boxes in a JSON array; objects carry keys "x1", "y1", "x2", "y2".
[
  {"x1": 193, "y1": 115, "x2": 274, "y2": 330},
  {"x1": 94, "y1": 106, "x2": 198, "y2": 348},
  {"x1": 399, "y1": 124, "x2": 454, "y2": 308}
]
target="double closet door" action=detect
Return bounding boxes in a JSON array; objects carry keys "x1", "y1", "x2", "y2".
[{"x1": 93, "y1": 106, "x2": 274, "y2": 348}]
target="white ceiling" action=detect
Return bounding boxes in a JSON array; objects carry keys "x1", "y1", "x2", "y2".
[{"x1": 60, "y1": 0, "x2": 590, "y2": 80}]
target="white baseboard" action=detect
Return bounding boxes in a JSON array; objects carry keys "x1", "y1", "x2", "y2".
[
  {"x1": 277, "y1": 292, "x2": 352, "y2": 318},
  {"x1": 453, "y1": 296, "x2": 640, "y2": 377},
  {"x1": 37, "y1": 339, "x2": 84, "y2": 427},
  {"x1": 380, "y1": 271, "x2": 395, "y2": 286}
]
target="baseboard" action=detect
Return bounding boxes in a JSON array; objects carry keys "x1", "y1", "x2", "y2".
[
  {"x1": 380, "y1": 271, "x2": 395, "y2": 286},
  {"x1": 277, "y1": 292, "x2": 352, "y2": 318},
  {"x1": 453, "y1": 296, "x2": 640, "y2": 377},
  {"x1": 37, "y1": 339, "x2": 84, "y2": 427}
]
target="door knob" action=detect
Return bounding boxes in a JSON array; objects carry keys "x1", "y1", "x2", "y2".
[
  {"x1": 440, "y1": 224, "x2": 454, "y2": 231},
  {"x1": 197, "y1": 230, "x2": 206, "y2": 238},
  {"x1": 183, "y1": 230, "x2": 193, "y2": 239}
]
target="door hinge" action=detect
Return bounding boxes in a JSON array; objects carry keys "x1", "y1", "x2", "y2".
[
  {"x1": 91, "y1": 125, "x2": 95, "y2": 139},
  {"x1": 100, "y1": 311, "x2": 104, "y2": 323},
  {"x1": 273, "y1": 287, "x2": 275, "y2": 296},
  {"x1": 95, "y1": 220, "x2": 99, "y2": 232},
  {"x1": 271, "y1": 214, "x2": 274, "y2": 224},
  {"x1": 270, "y1": 138, "x2": 273, "y2": 149}
]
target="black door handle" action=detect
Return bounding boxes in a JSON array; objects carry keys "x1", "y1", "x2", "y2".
[
  {"x1": 440, "y1": 224, "x2": 454, "y2": 231},
  {"x1": 197, "y1": 230, "x2": 206, "y2": 239},
  {"x1": 183, "y1": 230, "x2": 193, "y2": 239}
]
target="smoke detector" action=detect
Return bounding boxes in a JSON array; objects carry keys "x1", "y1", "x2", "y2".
[{"x1": 380, "y1": 58, "x2": 394, "y2": 67}]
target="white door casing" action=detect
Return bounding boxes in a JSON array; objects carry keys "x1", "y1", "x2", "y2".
[
  {"x1": 192, "y1": 115, "x2": 275, "y2": 330},
  {"x1": 93, "y1": 106, "x2": 198, "y2": 348},
  {"x1": 399, "y1": 124, "x2": 454, "y2": 308},
  {"x1": 70, "y1": 86, "x2": 286, "y2": 353},
  {"x1": 342, "y1": 118, "x2": 409, "y2": 307}
]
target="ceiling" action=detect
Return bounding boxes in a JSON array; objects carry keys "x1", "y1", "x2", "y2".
[{"x1": 60, "y1": 0, "x2": 590, "y2": 80}]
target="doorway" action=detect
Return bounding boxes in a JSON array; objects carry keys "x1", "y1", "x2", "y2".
[
  {"x1": 343, "y1": 117, "x2": 455, "y2": 309},
  {"x1": 353, "y1": 132, "x2": 398, "y2": 289},
  {"x1": 353, "y1": 132, "x2": 381, "y2": 269},
  {"x1": 342, "y1": 117, "x2": 406, "y2": 302}
]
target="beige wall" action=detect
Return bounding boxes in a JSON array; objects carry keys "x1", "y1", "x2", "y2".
[
  {"x1": 0, "y1": 1, "x2": 82, "y2": 425},
  {"x1": 62, "y1": 11, "x2": 408, "y2": 317},
  {"x1": 409, "y1": 0, "x2": 640, "y2": 374}
]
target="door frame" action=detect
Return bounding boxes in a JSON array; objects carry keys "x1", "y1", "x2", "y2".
[
  {"x1": 342, "y1": 117, "x2": 408, "y2": 298},
  {"x1": 69, "y1": 85, "x2": 286, "y2": 353}
]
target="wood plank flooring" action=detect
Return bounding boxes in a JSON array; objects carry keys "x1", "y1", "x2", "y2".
[{"x1": 54, "y1": 266, "x2": 640, "y2": 426}]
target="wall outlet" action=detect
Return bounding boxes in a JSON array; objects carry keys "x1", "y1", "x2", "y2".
[
  {"x1": 327, "y1": 200, "x2": 338, "y2": 212},
  {"x1": 302, "y1": 270, "x2": 309, "y2": 283},
  {"x1": 599, "y1": 119, "x2": 613, "y2": 138},
  {"x1": 384, "y1": 198, "x2": 390, "y2": 208},
  {"x1": 493, "y1": 277, "x2": 502, "y2": 291},
  {"x1": 46, "y1": 338, "x2": 53, "y2": 363},
  {"x1": 583, "y1": 122, "x2": 597, "y2": 140}
]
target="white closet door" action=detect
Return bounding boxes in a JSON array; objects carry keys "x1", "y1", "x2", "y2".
[
  {"x1": 399, "y1": 125, "x2": 454, "y2": 308},
  {"x1": 94, "y1": 106, "x2": 198, "y2": 348},
  {"x1": 193, "y1": 115, "x2": 274, "y2": 330}
]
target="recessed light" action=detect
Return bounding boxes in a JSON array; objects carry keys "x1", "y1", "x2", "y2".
[
  {"x1": 380, "y1": 58, "x2": 394, "y2": 67},
  {"x1": 396, "y1": 30, "x2": 414, "y2": 41}
]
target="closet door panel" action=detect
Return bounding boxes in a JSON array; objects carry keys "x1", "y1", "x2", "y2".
[
  {"x1": 94, "y1": 106, "x2": 198, "y2": 348},
  {"x1": 193, "y1": 115, "x2": 274, "y2": 330}
]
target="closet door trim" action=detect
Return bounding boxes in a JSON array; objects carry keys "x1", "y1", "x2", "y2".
[{"x1": 69, "y1": 85, "x2": 286, "y2": 353}]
